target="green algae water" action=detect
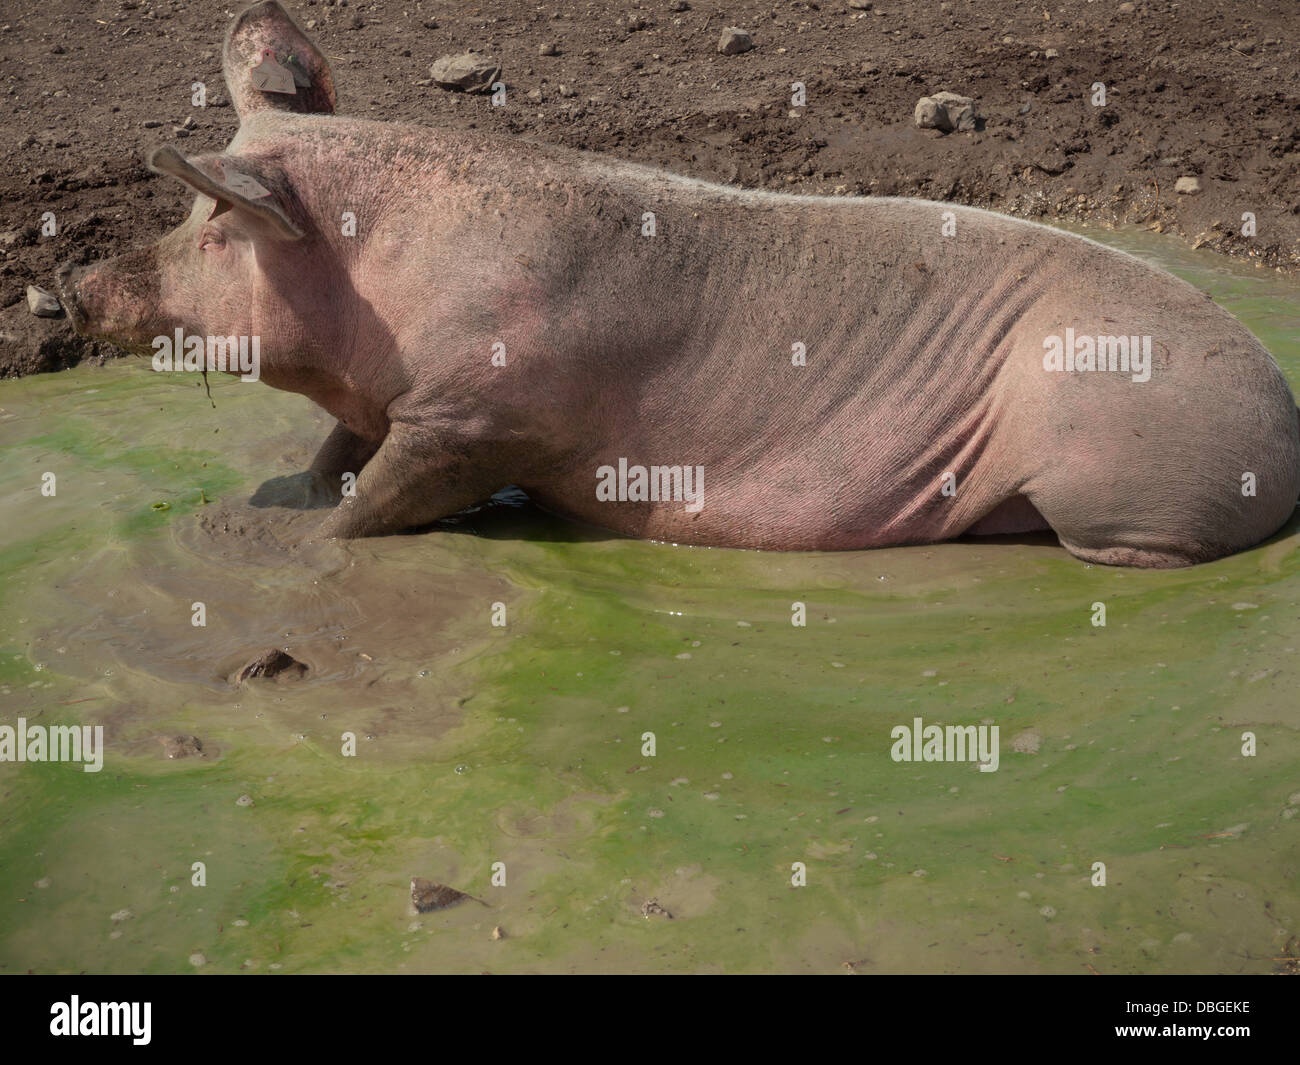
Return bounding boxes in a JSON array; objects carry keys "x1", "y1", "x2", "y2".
[{"x1": 2, "y1": 230, "x2": 1298, "y2": 974}]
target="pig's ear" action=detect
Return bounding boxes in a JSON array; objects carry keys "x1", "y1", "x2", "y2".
[
  {"x1": 148, "y1": 146, "x2": 304, "y2": 241},
  {"x1": 223, "y1": 0, "x2": 336, "y2": 119}
]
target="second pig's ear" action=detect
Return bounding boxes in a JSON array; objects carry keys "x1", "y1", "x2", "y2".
[
  {"x1": 148, "y1": 146, "x2": 304, "y2": 241},
  {"x1": 223, "y1": 0, "x2": 337, "y2": 119}
]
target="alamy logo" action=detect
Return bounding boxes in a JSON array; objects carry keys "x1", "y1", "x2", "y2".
[
  {"x1": 890, "y1": 716, "x2": 1000, "y2": 772},
  {"x1": 1042, "y1": 328, "x2": 1152, "y2": 382},
  {"x1": 50, "y1": 997, "x2": 151, "y2": 1045},
  {"x1": 151, "y1": 328, "x2": 260, "y2": 381},
  {"x1": 0, "y1": 718, "x2": 104, "y2": 772},
  {"x1": 595, "y1": 458, "x2": 705, "y2": 512}
]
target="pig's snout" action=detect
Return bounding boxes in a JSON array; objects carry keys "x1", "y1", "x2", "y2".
[{"x1": 55, "y1": 247, "x2": 162, "y2": 347}]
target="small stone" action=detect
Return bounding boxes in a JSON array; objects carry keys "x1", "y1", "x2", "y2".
[
  {"x1": 848, "y1": 0, "x2": 872, "y2": 8},
  {"x1": 1174, "y1": 175, "x2": 1202, "y2": 195},
  {"x1": 491, "y1": 925, "x2": 505, "y2": 940},
  {"x1": 411, "y1": 878, "x2": 473, "y2": 912},
  {"x1": 1118, "y1": 2, "x2": 1135, "y2": 12},
  {"x1": 914, "y1": 90, "x2": 979, "y2": 133},
  {"x1": 641, "y1": 898, "x2": 673, "y2": 919},
  {"x1": 429, "y1": 52, "x2": 501, "y2": 94},
  {"x1": 538, "y1": 42, "x2": 558, "y2": 56},
  {"x1": 189, "y1": 952, "x2": 206, "y2": 967},
  {"x1": 236, "y1": 794, "x2": 254, "y2": 807},
  {"x1": 237, "y1": 648, "x2": 307, "y2": 683},
  {"x1": 1044, "y1": 48, "x2": 1059, "y2": 59},
  {"x1": 717, "y1": 27, "x2": 754, "y2": 55},
  {"x1": 110, "y1": 908, "x2": 133, "y2": 922},
  {"x1": 26, "y1": 284, "x2": 62, "y2": 318},
  {"x1": 161, "y1": 734, "x2": 204, "y2": 759}
]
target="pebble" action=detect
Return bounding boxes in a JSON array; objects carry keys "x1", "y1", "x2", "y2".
[
  {"x1": 717, "y1": 27, "x2": 754, "y2": 55},
  {"x1": 26, "y1": 284, "x2": 61, "y2": 317}
]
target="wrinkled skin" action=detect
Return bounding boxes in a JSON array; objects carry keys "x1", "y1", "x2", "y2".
[{"x1": 58, "y1": 1, "x2": 1300, "y2": 567}]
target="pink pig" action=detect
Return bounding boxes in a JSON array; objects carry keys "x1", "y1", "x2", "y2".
[{"x1": 57, "y1": 1, "x2": 1300, "y2": 566}]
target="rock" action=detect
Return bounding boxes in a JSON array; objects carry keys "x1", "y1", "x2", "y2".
[
  {"x1": 557, "y1": 84, "x2": 577, "y2": 98},
  {"x1": 625, "y1": 14, "x2": 649, "y2": 30},
  {"x1": 669, "y1": 1, "x2": 690, "y2": 10},
  {"x1": 421, "y1": 18, "x2": 438, "y2": 29},
  {"x1": 1118, "y1": 2, "x2": 1135, "y2": 12},
  {"x1": 849, "y1": 0, "x2": 873, "y2": 8},
  {"x1": 1174, "y1": 175, "x2": 1202, "y2": 195},
  {"x1": 161, "y1": 734, "x2": 204, "y2": 759},
  {"x1": 913, "y1": 90, "x2": 979, "y2": 133},
  {"x1": 235, "y1": 794, "x2": 254, "y2": 807},
  {"x1": 717, "y1": 27, "x2": 754, "y2": 55},
  {"x1": 410, "y1": 878, "x2": 476, "y2": 913},
  {"x1": 26, "y1": 285, "x2": 61, "y2": 318},
  {"x1": 140, "y1": 119, "x2": 163, "y2": 128},
  {"x1": 1044, "y1": 48, "x2": 1059, "y2": 59},
  {"x1": 428, "y1": 52, "x2": 501, "y2": 94},
  {"x1": 491, "y1": 925, "x2": 506, "y2": 940},
  {"x1": 641, "y1": 898, "x2": 673, "y2": 919},
  {"x1": 237, "y1": 647, "x2": 308, "y2": 683},
  {"x1": 538, "y1": 42, "x2": 558, "y2": 56}
]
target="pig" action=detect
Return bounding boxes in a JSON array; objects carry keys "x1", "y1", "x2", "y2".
[{"x1": 57, "y1": 1, "x2": 1300, "y2": 568}]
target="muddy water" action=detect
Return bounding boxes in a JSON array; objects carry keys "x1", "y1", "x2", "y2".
[{"x1": 2, "y1": 230, "x2": 1298, "y2": 974}]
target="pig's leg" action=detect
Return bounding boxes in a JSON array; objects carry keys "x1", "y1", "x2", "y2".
[
  {"x1": 314, "y1": 425, "x2": 496, "y2": 539},
  {"x1": 309, "y1": 422, "x2": 380, "y2": 500}
]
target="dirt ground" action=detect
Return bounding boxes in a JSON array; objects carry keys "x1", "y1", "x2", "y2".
[{"x1": 2, "y1": 0, "x2": 1298, "y2": 376}]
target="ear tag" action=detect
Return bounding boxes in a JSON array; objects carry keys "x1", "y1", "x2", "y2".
[
  {"x1": 223, "y1": 171, "x2": 271, "y2": 200},
  {"x1": 251, "y1": 48, "x2": 297, "y2": 95},
  {"x1": 206, "y1": 163, "x2": 272, "y2": 220}
]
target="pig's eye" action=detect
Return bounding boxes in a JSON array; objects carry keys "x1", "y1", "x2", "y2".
[{"x1": 198, "y1": 229, "x2": 226, "y2": 252}]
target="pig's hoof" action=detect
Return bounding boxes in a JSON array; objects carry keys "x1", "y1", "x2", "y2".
[{"x1": 249, "y1": 471, "x2": 339, "y2": 511}]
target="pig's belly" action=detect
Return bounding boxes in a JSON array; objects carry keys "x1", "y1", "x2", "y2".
[{"x1": 524, "y1": 456, "x2": 1036, "y2": 551}]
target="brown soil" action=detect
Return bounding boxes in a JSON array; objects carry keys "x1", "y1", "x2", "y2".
[{"x1": 2, "y1": 0, "x2": 1298, "y2": 376}]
